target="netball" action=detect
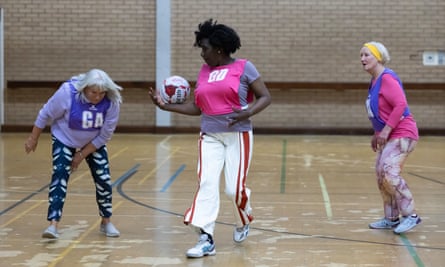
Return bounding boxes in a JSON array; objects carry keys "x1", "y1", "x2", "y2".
[
  {"x1": 160, "y1": 75, "x2": 191, "y2": 104},
  {"x1": 2, "y1": 2, "x2": 443, "y2": 266}
]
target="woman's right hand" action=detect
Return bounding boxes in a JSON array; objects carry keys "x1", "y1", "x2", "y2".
[
  {"x1": 148, "y1": 87, "x2": 201, "y2": 116},
  {"x1": 148, "y1": 87, "x2": 166, "y2": 109},
  {"x1": 25, "y1": 136, "x2": 38, "y2": 154}
]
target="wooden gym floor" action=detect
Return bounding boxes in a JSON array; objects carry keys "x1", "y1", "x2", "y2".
[{"x1": 0, "y1": 133, "x2": 444, "y2": 267}]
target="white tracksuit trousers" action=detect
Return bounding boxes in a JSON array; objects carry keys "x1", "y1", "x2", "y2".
[{"x1": 184, "y1": 131, "x2": 254, "y2": 236}]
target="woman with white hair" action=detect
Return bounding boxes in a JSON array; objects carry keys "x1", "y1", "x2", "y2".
[
  {"x1": 360, "y1": 42, "x2": 421, "y2": 234},
  {"x1": 25, "y1": 69, "x2": 123, "y2": 239}
]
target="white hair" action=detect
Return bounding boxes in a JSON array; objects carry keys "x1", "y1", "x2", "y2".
[
  {"x1": 72, "y1": 69, "x2": 123, "y2": 104},
  {"x1": 367, "y1": 41, "x2": 391, "y2": 65}
]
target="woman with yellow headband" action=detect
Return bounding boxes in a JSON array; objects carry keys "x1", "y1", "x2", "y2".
[{"x1": 360, "y1": 41, "x2": 421, "y2": 234}]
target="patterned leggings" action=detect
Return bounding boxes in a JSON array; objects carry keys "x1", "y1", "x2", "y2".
[
  {"x1": 47, "y1": 136, "x2": 113, "y2": 221},
  {"x1": 375, "y1": 137, "x2": 417, "y2": 219}
]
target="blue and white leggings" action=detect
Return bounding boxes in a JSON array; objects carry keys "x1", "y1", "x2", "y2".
[{"x1": 47, "y1": 136, "x2": 113, "y2": 221}]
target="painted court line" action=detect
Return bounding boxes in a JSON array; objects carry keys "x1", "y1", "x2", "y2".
[
  {"x1": 280, "y1": 139, "x2": 287, "y2": 193},
  {"x1": 1, "y1": 200, "x2": 46, "y2": 228},
  {"x1": 47, "y1": 201, "x2": 124, "y2": 267},
  {"x1": 317, "y1": 173, "x2": 425, "y2": 266},
  {"x1": 318, "y1": 173, "x2": 332, "y2": 219},
  {"x1": 160, "y1": 164, "x2": 186, "y2": 192},
  {"x1": 113, "y1": 163, "x2": 140, "y2": 187},
  {"x1": 0, "y1": 183, "x2": 48, "y2": 216},
  {"x1": 70, "y1": 147, "x2": 129, "y2": 184},
  {"x1": 46, "y1": 164, "x2": 139, "y2": 266},
  {"x1": 399, "y1": 233, "x2": 425, "y2": 267},
  {"x1": 137, "y1": 147, "x2": 181, "y2": 185}
]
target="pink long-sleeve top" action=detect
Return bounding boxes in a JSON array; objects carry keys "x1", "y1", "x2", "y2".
[{"x1": 373, "y1": 74, "x2": 419, "y2": 140}]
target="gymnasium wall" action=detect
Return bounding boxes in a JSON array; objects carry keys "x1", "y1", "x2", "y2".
[{"x1": 1, "y1": 0, "x2": 444, "y2": 134}]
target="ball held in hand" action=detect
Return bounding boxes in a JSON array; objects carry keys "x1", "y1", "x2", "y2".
[{"x1": 160, "y1": 75, "x2": 191, "y2": 104}]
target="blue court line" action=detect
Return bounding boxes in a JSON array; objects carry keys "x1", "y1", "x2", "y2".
[
  {"x1": 115, "y1": 163, "x2": 445, "y2": 252},
  {"x1": 0, "y1": 164, "x2": 140, "y2": 216},
  {"x1": 0, "y1": 183, "x2": 49, "y2": 216},
  {"x1": 112, "y1": 164, "x2": 140, "y2": 188},
  {"x1": 160, "y1": 164, "x2": 186, "y2": 192}
]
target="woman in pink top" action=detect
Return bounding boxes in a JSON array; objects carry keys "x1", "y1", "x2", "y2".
[
  {"x1": 360, "y1": 41, "x2": 421, "y2": 234},
  {"x1": 149, "y1": 19, "x2": 271, "y2": 258}
]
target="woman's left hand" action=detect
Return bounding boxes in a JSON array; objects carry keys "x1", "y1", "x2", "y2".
[
  {"x1": 375, "y1": 125, "x2": 392, "y2": 151},
  {"x1": 227, "y1": 106, "x2": 251, "y2": 127},
  {"x1": 375, "y1": 135, "x2": 387, "y2": 151},
  {"x1": 71, "y1": 151, "x2": 83, "y2": 172}
]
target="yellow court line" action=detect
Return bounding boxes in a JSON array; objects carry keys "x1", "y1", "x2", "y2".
[
  {"x1": 47, "y1": 200, "x2": 124, "y2": 267},
  {"x1": 70, "y1": 147, "x2": 128, "y2": 184},
  {"x1": 1, "y1": 200, "x2": 46, "y2": 228},
  {"x1": 109, "y1": 147, "x2": 129, "y2": 159},
  {"x1": 2, "y1": 147, "x2": 128, "y2": 230},
  {"x1": 69, "y1": 171, "x2": 91, "y2": 184},
  {"x1": 137, "y1": 147, "x2": 181, "y2": 185},
  {"x1": 318, "y1": 173, "x2": 333, "y2": 220}
]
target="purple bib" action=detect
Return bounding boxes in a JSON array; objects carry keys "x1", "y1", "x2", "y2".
[
  {"x1": 366, "y1": 69, "x2": 410, "y2": 131},
  {"x1": 68, "y1": 82, "x2": 111, "y2": 131}
]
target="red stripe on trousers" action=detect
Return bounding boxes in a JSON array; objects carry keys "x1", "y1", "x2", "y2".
[{"x1": 236, "y1": 131, "x2": 251, "y2": 225}]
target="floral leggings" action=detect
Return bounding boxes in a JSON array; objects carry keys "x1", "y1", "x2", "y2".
[
  {"x1": 47, "y1": 136, "x2": 113, "y2": 221},
  {"x1": 375, "y1": 137, "x2": 417, "y2": 220}
]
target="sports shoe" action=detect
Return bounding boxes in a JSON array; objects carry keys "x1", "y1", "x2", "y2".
[
  {"x1": 186, "y1": 234, "x2": 216, "y2": 258},
  {"x1": 369, "y1": 218, "x2": 400, "y2": 229},
  {"x1": 100, "y1": 222, "x2": 120, "y2": 237},
  {"x1": 42, "y1": 225, "x2": 59, "y2": 239},
  {"x1": 233, "y1": 224, "x2": 250, "y2": 243},
  {"x1": 393, "y1": 215, "x2": 421, "y2": 234}
]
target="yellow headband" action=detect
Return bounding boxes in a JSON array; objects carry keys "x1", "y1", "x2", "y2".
[{"x1": 364, "y1": 43, "x2": 382, "y2": 62}]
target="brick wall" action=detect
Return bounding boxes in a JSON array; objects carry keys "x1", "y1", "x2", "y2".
[
  {"x1": 2, "y1": 0, "x2": 155, "y2": 81},
  {"x1": 1, "y1": 0, "x2": 444, "y2": 133}
]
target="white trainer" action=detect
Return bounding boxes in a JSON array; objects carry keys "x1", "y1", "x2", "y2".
[
  {"x1": 42, "y1": 225, "x2": 59, "y2": 239},
  {"x1": 186, "y1": 234, "x2": 216, "y2": 258},
  {"x1": 100, "y1": 222, "x2": 120, "y2": 237},
  {"x1": 369, "y1": 218, "x2": 400, "y2": 229},
  {"x1": 233, "y1": 224, "x2": 250, "y2": 243},
  {"x1": 393, "y1": 215, "x2": 421, "y2": 234}
]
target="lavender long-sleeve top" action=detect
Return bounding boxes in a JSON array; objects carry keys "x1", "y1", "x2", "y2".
[{"x1": 34, "y1": 81, "x2": 120, "y2": 149}]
